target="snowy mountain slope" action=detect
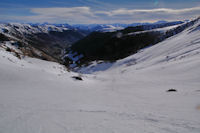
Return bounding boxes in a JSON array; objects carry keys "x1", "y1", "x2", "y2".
[
  {"x1": 65, "y1": 20, "x2": 189, "y2": 67},
  {"x1": 90, "y1": 24, "x2": 124, "y2": 32},
  {"x1": 117, "y1": 19, "x2": 200, "y2": 70},
  {"x1": 0, "y1": 23, "x2": 72, "y2": 35},
  {"x1": 78, "y1": 18, "x2": 200, "y2": 73},
  {"x1": 73, "y1": 21, "x2": 183, "y2": 32},
  {"x1": 73, "y1": 24, "x2": 125, "y2": 32},
  {"x1": 0, "y1": 23, "x2": 89, "y2": 62},
  {"x1": 0, "y1": 19, "x2": 200, "y2": 133}
]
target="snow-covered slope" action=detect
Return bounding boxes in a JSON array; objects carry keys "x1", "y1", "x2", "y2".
[
  {"x1": 0, "y1": 19, "x2": 200, "y2": 133},
  {"x1": 73, "y1": 21, "x2": 183, "y2": 32},
  {"x1": 0, "y1": 23, "x2": 72, "y2": 35},
  {"x1": 0, "y1": 23, "x2": 88, "y2": 62},
  {"x1": 65, "y1": 20, "x2": 188, "y2": 67},
  {"x1": 92, "y1": 24, "x2": 124, "y2": 32},
  {"x1": 78, "y1": 19, "x2": 200, "y2": 74}
]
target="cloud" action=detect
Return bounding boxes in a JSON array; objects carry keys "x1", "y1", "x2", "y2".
[
  {"x1": 28, "y1": 6, "x2": 98, "y2": 24},
  {"x1": 1, "y1": 6, "x2": 200, "y2": 24},
  {"x1": 93, "y1": 6, "x2": 200, "y2": 23},
  {"x1": 95, "y1": 6, "x2": 200, "y2": 16},
  {"x1": 31, "y1": 7, "x2": 94, "y2": 17}
]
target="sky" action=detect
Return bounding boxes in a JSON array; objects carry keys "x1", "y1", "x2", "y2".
[{"x1": 0, "y1": 0, "x2": 200, "y2": 24}]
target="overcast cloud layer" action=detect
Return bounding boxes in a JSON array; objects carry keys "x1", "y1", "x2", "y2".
[{"x1": 1, "y1": 6, "x2": 200, "y2": 24}]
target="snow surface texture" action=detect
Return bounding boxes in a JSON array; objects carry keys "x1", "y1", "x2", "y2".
[{"x1": 0, "y1": 20, "x2": 200, "y2": 133}]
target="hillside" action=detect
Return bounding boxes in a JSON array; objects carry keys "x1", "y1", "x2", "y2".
[
  {"x1": 64, "y1": 20, "x2": 197, "y2": 68},
  {"x1": 0, "y1": 23, "x2": 89, "y2": 62},
  {"x1": 0, "y1": 18, "x2": 200, "y2": 133}
]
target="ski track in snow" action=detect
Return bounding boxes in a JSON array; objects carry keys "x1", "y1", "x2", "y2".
[{"x1": 0, "y1": 20, "x2": 200, "y2": 133}]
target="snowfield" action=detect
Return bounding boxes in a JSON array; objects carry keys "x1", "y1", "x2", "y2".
[{"x1": 0, "y1": 20, "x2": 200, "y2": 133}]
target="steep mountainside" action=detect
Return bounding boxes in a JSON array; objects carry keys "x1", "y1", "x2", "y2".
[
  {"x1": 0, "y1": 23, "x2": 89, "y2": 62},
  {"x1": 78, "y1": 17, "x2": 200, "y2": 74},
  {"x1": 64, "y1": 19, "x2": 197, "y2": 68}
]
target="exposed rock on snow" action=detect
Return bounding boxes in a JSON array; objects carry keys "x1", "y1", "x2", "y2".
[{"x1": 167, "y1": 89, "x2": 177, "y2": 92}]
